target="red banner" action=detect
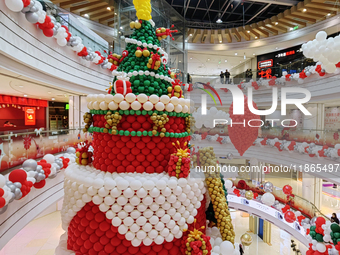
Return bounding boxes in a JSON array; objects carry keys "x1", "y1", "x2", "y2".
[{"x1": 25, "y1": 107, "x2": 36, "y2": 125}]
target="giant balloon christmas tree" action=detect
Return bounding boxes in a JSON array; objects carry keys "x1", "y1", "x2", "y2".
[{"x1": 54, "y1": 0, "x2": 229, "y2": 254}]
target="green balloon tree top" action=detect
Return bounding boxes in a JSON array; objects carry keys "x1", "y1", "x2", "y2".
[{"x1": 112, "y1": 20, "x2": 179, "y2": 97}]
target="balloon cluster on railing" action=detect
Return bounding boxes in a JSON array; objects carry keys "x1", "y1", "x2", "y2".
[
  {"x1": 302, "y1": 31, "x2": 340, "y2": 74},
  {"x1": 4, "y1": 0, "x2": 115, "y2": 72},
  {"x1": 194, "y1": 132, "x2": 340, "y2": 161},
  {"x1": 192, "y1": 107, "x2": 230, "y2": 129},
  {"x1": 0, "y1": 148, "x2": 75, "y2": 214}
]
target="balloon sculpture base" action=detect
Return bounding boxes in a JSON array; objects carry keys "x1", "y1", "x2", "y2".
[{"x1": 55, "y1": 164, "x2": 207, "y2": 255}]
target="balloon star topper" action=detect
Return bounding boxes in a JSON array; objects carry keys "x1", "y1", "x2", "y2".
[
  {"x1": 184, "y1": 219, "x2": 205, "y2": 239},
  {"x1": 133, "y1": 0, "x2": 152, "y2": 20},
  {"x1": 172, "y1": 141, "x2": 189, "y2": 158}
]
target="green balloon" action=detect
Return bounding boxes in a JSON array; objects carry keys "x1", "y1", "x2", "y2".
[
  {"x1": 334, "y1": 232, "x2": 340, "y2": 239},
  {"x1": 315, "y1": 234, "x2": 324, "y2": 242},
  {"x1": 138, "y1": 86, "x2": 145, "y2": 93},
  {"x1": 144, "y1": 80, "x2": 151, "y2": 86},
  {"x1": 148, "y1": 87, "x2": 155, "y2": 93},
  {"x1": 331, "y1": 224, "x2": 340, "y2": 233},
  {"x1": 134, "y1": 80, "x2": 140, "y2": 87}
]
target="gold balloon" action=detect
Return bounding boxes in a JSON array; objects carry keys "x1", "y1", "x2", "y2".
[
  {"x1": 245, "y1": 190, "x2": 254, "y2": 200},
  {"x1": 240, "y1": 233, "x2": 253, "y2": 246}
]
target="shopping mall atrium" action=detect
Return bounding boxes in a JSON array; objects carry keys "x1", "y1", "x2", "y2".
[{"x1": 2, "y1": 0, "x2": 340, "y2": 254}]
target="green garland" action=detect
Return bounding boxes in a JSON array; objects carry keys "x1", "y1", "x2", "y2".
[
  {"x1": 90, "y1": 109, "x2": 191, "y2": 118},
  {"x1": 88, "y1": 126, "x2": 190, "y2": 138}
]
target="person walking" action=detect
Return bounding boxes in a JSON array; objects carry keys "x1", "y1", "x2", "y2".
[
  {"x1": 331, "y1": 213, "x2": 339, "y2": 224},
  {"x1": 220, "y1": 71, "x2": 225, "y2": 84},
  {"x1": 225, "y1": 69, "x2": 230, "y2": 84},
  {"x1": 239, "y1": 243, "x2": 244, "y2": 255}
]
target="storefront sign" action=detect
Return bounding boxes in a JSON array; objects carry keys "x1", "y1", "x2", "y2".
[
  {"x1": 25, "y1": 107, "x2": 36, "y2": 125},
  {"x1": 258, "y1": 59, "x2": 273, "y2": 69},
  {"x1": 276, "y1": 50, "x2": 295, "y2": 58}
]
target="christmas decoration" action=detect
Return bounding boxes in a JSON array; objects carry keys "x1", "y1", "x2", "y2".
[
  {"x1": 75, "y1": 141, "x2": 93, "y2": 165},
  {"x1": 168, "y1": 141, "x2": 190, "y2": 178},
  {"x1": 83, "y1": 112, "x2": 93, "y2": 133},
  {"x1": 228, "y1": 96, "x2": 260, "y2": 156}
]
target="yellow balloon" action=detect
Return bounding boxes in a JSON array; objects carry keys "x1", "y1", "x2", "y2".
[
  {"x1": 245, "y1": 190, "x2": 254, "y2": 200},
  {"x1": 240, "y1": 233, "x2": 253, "y2": 246}
]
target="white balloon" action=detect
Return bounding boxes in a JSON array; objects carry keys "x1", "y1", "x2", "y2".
[
  {"x1": 225, "y1": 180, "x2": 233, "y2": 189},
  {"x1": 316, "y1": 31, "x2": 327, "y2": 42},
  {"x1": 262, "y1": 192, "x2": 275, "y2": 206},
  {"x1": 316, "y1": 243, "x2": 326, "y2": 253},
  {"x1": 5, "y1": 0, "x2": 23, "y2": 12},
  {"x1": 43, "y1": 154, "x2": 55, "y2": 163},
  {"x1": 220, "y1": 241, "x2": 235, "y2": 255}
]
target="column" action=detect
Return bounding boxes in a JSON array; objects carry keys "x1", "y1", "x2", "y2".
[
  {"x1": 263, "y1": 220, "x2": 272, "y2": 245},
  {"x1": 69, "y1": 96, "x2": 74, "y2": 129},
  {"x1": 249, "y1": 215, "x2": 258, "y2": 234},
  {"x1": 302, "y1": 173, "x2": 322, "y2": 209}
]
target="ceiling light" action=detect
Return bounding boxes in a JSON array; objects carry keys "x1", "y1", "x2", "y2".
[
  {"x1": 247, "y1": 30, "x2": 250, "y2": 33},
  {"x1": 255, "y1": 36, "x2": 258, "y2": 39},
  {"x1": 244, "y1": 54, "x2": 246, "y2": 60},
  {"x1": 225, "y1": 60, "x2": 227, "y2": 62},
  {"x1": 327, "y1": 13, "x2": 331, "y2": 16},
  {"x1": 290, "y1": 27, "x2": 293, "y2": 31},
  {"x1": 303, "y1": 8, "x2": 307, "y2": 12},
  {"x1": 207, "y1": 58, "x2": 210, "y2": 61},
  {"x1": 120, "y1": 26, "x2": 123, "y2": 30},
  {"x1": 179, "y1": 61, "x2": 182, "y2": 63},
  {"x1": 235, "y1": 53, "x2": 238, "y2": 55},
  {"x1": 107, "y1": 7, "x2": 111, "y2": 11},
  {"x1": 18, "y1": 85, "x2": 23, "y2": 88},
  {"x1": 275, "y1": 22, "x2": 278, "y2": 25},
  {"x1": 189, "y1": 34, "x2": 192, "y2": 36},
  {"x1": 52, "y1": 98, "x2": 55, "y2": 101},
  {"x1": 219, "y1": 41, "x2": 222, "y2": 43},
  {"x1": 114, "y1": 13, "x2": 117, "y2": 15},
  {"x1": 110, "y1": 45, "x2": 113, "y2": 47},
  {"x1": 185, "y1": 40, "x2": 188, "y2": 42},
  {"x1": 253, "y1": 53, "x2": 256, "y2": 55},
  {"x1": 48, "y1": 91, "x2": 52, "y2": 94},
  {"x1": 276, "y1": 47, "x2": 278, "y2": 49},
  {"x1": 216, "y1": 13, "x2": 223, "y2": 24},
  {"x1": 24, "y1": 94, "x2": 27, "y2": 97},
  {"x1": 83, "y1": 14, "x2": 89, "y2": 18},
  {"x1": 190, "y1": 57, "x2": 193, "y2": 59}
]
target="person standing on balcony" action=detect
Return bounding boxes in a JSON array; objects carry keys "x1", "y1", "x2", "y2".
[
  {"x1": 225, "y1": 69, "x2": 230, "y2": 84},
  {"x1": 239, "y1": 243, "x2": 244, "y2": 255},
  {"x1": 220, "y1": 71, "x2": 225, "y2": 84},
  {"x1": 331, "y1": 213, "x2": 339, "y2": 224}
]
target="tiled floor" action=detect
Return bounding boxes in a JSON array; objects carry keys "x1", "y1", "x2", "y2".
[{"x1": 0, "y1": 211, "x2": 64, "y2": 255}]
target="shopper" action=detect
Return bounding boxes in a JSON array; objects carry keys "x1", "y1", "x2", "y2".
[
  {"x1": 239, "y1": 243, "x2": 244, "y2": 255},
  {"x1": 187, "y1": 73, "x2": 192, "y2": 84},
  {"x1": 225, "y1": 69, "x2": 230, "y2": 84},
  {"x1": 220, "y1": 71, "x2": 225, "y2": 84},
  {"x1": 246, "y1": 69, "x2": 252, "y2": 82},
  {"x1": 331, "y1": 213, "x2": 339, "y2": 224}
]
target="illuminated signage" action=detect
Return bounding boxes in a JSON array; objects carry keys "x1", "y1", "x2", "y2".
[
  {"x1": 25, "y1": 107, "x2": 36, "y2": 125},
  {"x1": 277, "y1": 50, "x2": 296, "y2": 58},
  {"x1": 258, "y1": 59, "x2": 273, "y2": 69}
]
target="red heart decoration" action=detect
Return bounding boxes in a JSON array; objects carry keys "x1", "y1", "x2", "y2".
[{"x1": 228, "y1": 96, "x2": 260, "y2": 156}]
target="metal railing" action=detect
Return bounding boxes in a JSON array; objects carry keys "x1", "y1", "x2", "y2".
[{"x1": 0, "y1": 127, "x2": 92, "y2": 173}]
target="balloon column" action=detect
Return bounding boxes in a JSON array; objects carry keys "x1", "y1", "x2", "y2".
[{"x1": 199, "y1": 147, "x2": 235, "y2": 243}]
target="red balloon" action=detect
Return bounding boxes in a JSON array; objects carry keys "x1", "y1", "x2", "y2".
[
  {"x1": 284, "y1": 211, "x2": 296, "y2": 223},
  {"x1": 9, "y1": 169, "x2": 27, "y2": 183},
  {"x1": 0, "y1": 197, "x2": 6, "y2": 208},
  {"x1": 34, "y1": 180, "x2": 46, "y2": 189},
  {"x1": 0, "y1": 188, "x2": 4, "y2": 197},
  {"x1": 283, "y1": 185, "x2": 293, "y2": 195}
]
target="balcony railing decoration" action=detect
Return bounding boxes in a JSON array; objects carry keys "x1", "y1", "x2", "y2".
[
  {"x1": 191, "y1": 134, "x2": 340, "y2": 161},
  {"x1": 0, "y1": 149, "x2": 75, "y2": 215},
  {"x1": 3, "y1": 0, "x2": 115, "y2": 73}
]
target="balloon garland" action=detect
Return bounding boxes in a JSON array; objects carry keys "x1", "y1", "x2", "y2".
[
  {"x1": 0, "y1": 149, "x2": 74, "y2": 214},
  {"x1": 3, "y1": 0, "x2": 116, "y2": 72}
]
